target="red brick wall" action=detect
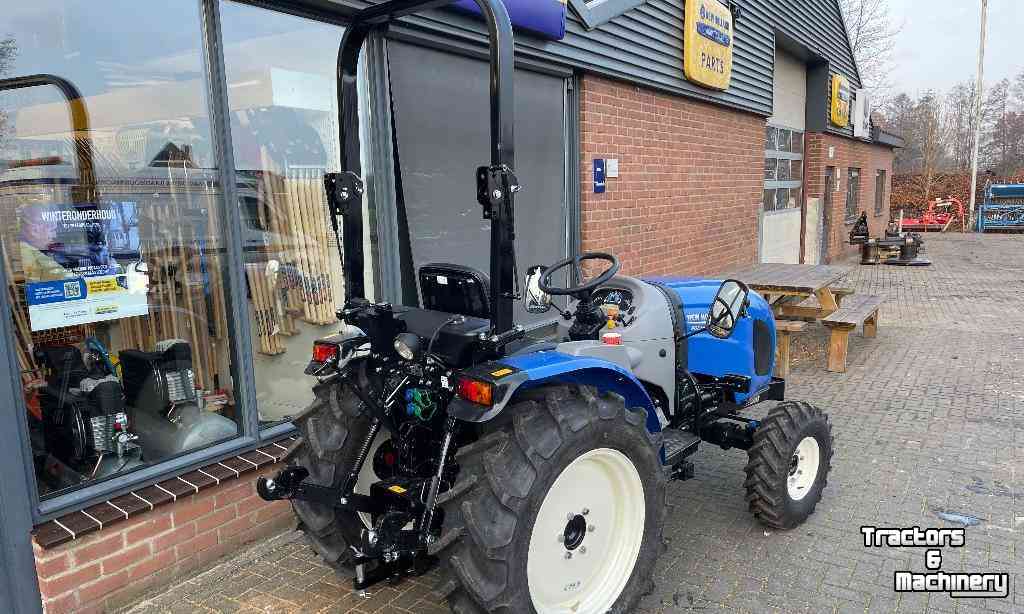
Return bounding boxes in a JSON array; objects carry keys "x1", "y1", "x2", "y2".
[
  {"x1": 805, "y1": 133, "x2": 896, "y2": 262},
  {"x1": 579, "y1": 75, "x2": 765, "y2": 276},
  {"x1": 34, "y1": 463, "x2": 293, "y2": 614}
]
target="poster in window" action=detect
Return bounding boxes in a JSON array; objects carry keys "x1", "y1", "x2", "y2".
[
  {"x1": 683, "y1": 0, "x2": 734, "y2": 90},
  {"x1": 20, "y1": 202, "x2": 149, "y2": 331}
]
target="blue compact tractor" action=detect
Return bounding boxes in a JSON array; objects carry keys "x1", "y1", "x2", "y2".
[{"x1": 257, "y1": 1, "x2": 833, "y2": 611}]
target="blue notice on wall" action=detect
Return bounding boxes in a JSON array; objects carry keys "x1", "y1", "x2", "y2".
[{"x1": 593, "y1": 159, "x2": 606, "y2": 194}]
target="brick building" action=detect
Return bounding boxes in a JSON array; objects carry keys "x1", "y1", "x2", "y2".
[{"x1": 0, "y1": 0, "x2": 900, "y2": 612}]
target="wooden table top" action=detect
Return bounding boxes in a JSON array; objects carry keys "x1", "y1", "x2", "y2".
[{"x1": 723, "y1": 262, "x2": 849, "y2": 294}]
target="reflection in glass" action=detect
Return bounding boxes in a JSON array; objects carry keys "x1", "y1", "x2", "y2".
[
  {"x1": 221, "y1": 1, "x2": 352, "y2": 426},
  {"x1": 775, "y1": 188, "x2": 789, "y2": 211},
  {"x1": 789, "y1": 188, "x2": 802, "y2": 209},
  {"x1": 777, "y1": 159, "x2": 790, "y2": 181},
  {"x1": 764, "y1": 158, "x2": 776, "y2": 181},
  {"x1": 1, "y1": 0, "x2": 240, "y2": 498},
  {"x1": 765, "y1": 126, "x2": 777, "y2": 151},
  {"x1": 777, "y1": 129, "x2": 792, "y2": 153},
  {"x1": 846, "y1": 168, "x2": 861, "y2": 218}
]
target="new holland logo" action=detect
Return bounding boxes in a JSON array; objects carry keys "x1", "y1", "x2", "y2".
[
  {"x1": 695, "y1": 3, "x2": 731, "y2": 46},
  {"x1": 696, "y1": 22, "x2": 730, "y2": 46}
]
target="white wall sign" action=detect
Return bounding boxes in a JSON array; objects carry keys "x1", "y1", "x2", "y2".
[{"x1": 853, "y1": 88, "x2": 870, "y2": 138}]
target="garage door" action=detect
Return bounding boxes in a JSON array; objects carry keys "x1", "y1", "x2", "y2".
[
  {"x1": 761, "y1": 48, "x2": 806, "y2": 264},
  {"x1": 388, "y1": 42, "x2": 570, "y2": 324}
]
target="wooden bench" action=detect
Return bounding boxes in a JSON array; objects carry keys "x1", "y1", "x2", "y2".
[
  {"x1": 821, "y1": 294, "x2": 885, "y2": 373},
  {"x1": 778, "y1": 286, "x2": 855, "y2": 320},
  {"x1": 774, "y1": 320, "x2": 806, "y2": 378}
]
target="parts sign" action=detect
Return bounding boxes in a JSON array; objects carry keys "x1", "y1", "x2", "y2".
[
  {"x1": 683, "y1": 0, "x2": 734, "y2": 90},
  {"x1": 830, "y1": 74, "x2": 852, "y2": 128}
]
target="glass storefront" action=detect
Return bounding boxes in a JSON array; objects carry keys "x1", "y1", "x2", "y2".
[
  {"x1": 220, "y1": 1, "x2": 349, "y2": 426},
  {"x1": 1, "y1": 1, "x2": 242, "y2": 499},
  {"x1": 0, "y1": 0, "x2": 569, "y2": 515}
]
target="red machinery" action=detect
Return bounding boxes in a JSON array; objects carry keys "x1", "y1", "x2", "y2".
[{"x1": 901, "y1": 197, "x2": 965, "y2": 232}]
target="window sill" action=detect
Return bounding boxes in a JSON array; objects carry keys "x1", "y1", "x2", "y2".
[{"x1": 33, "y1": 433, "x2": 296, "y2": 549}]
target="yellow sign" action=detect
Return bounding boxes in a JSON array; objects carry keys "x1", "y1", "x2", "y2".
[
  {"x1": 683, "y1": 0, "x2": 734, "y2": 90},
  {"x1": 830, "y1": 74, "x2": 852, "y2": 128},
  {"x1": 490, "y1": 368, "x2": 514, "y2": 378},
  {"x1": 85, "y1": 277, "x2": 121, "y2": 294}
]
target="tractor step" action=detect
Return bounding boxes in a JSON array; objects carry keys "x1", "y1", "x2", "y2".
[{"x1": 662, "y1": 430, "x2": 700, "y2": 470}]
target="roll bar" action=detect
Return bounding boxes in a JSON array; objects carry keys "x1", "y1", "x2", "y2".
[
  {"x1": 0, "y1": 74, "x2": 98, "y2": 204},
  {"x1": 325, "y1": 0, "x2": 519, "y2": 334}
]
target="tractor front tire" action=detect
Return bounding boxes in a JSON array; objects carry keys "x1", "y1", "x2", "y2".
[
  {"x1": 744, "y1": 401, "x2": 833, "y2": 529},
  {"x1": 285, "y1": 374, "x2": 372, "y2": 571},
  {"x1": 434, "y1": 385, "x2": 667, "y2": 614}
]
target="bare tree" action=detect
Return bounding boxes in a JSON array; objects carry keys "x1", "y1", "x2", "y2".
[
  {"x1": 883, "y1": 93, "x2": 925, "y2": 174},
  {"x1": 946, "y1": 82, "x2": 978, "y2": 171},
  {"x1": 1013, "y1": 69, "x2": 1024, "y2": 109},
  {"x1": 837, "y1": 0, "x2": 902, "y2": 101},
  {"x1": 915, "y1": 91, "x2": 950, "y2": 201},
  {"x1": 981, "y1": 77, "x2": 1024, "y2": 175}
]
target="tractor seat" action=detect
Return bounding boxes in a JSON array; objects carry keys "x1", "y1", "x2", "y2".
[{"x1": 418, "y1": 263, "x2": 491, "y2": 320}]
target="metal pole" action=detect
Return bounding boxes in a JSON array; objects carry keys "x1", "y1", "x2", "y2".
[
  {"x1": 967, "y1": 0, "x2": 988, "y2": 231},
  {"x1": 0, "y1": 235, "x2": 41, "y2": 614}
]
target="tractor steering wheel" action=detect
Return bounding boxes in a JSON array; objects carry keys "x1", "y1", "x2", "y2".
[{"x1": 539, "y1": 252, "x2": 621, "y2": 297}]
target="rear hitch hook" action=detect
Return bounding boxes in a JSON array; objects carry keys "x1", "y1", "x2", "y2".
[{"x1": 257, "y1": 466, "x2": 309, "y2": 501}]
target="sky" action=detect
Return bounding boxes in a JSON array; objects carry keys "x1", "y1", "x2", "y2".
[{"x1": 887, "y1": 0, "x2": 1024, "y2": 95}]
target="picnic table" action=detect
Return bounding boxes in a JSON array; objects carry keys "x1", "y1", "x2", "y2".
[
  {"x1": 723, "y1": 263, "x2": 882, "y2": 374},
  {"x1": 725, "y1": 263, "x2": 849, "y2": 319}
]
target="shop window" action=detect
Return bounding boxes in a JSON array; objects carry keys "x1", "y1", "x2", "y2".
[
  {"x1": 763, "y1": 125, "x2": 804, "y2": 212},
  {"x1": 220, "y1": 2, "x2": 357, "y2": 426},
  {"x1": 846, "y1": 168, "x2": 862, "y2": 221},
  {"x1": 1, "y1": 1, "x2": 242, "y2": 499},
  {"x1": 875, "y1": 169, "x2": 887, "y2": 216}
]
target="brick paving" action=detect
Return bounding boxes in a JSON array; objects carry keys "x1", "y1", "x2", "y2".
[{"x1": 124, "y1": 233, "x2": 1022, "y2": 614}]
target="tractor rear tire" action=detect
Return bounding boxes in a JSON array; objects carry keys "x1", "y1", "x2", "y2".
[
  {"x1": 744, "y1": 401, "x2": 833, "y2": 529},
  {"x1": 433, "y1": 384, "x2": 667, "y2": 614},
  {"x1": 284, "y1": 374, "x2": 372, "y2": 571}
]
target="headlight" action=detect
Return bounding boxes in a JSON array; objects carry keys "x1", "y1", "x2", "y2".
[{"x1": 393, "y1": 332, "x2": 422, "y2": 361}]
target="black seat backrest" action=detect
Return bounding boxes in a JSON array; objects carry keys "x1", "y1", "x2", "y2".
[{"x1": 418, "y1": 263, "x2": 491, "y2": 320}]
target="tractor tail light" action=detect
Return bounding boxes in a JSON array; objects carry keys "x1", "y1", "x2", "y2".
[
  {"x1": 455, "y1": 376, "x2": 494, "y2": 406},
  {"x1": 312, "y1": 342, "x2": 339, "y2": 364}
]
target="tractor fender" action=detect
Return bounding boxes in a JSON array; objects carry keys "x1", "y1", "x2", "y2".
[{"x1": 448, "y1": 351, "x2": 661, "y2": 433}]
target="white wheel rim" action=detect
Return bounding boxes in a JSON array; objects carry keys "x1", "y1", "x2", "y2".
[
  {"x1": 787, "y1": 437, "x2": 820, "y2": 501},
  {"x1": 527, "y1": 448, "x2": 646, "y2": 614},
  {"x1": 354, "y1": 433, "x2": 389, "y2": 529}
]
